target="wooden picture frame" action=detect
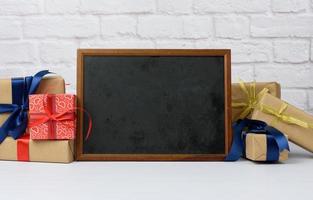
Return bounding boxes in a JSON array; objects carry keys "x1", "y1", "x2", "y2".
[{"x1": 76, "y1": 49, "x2": 231, "y2": 161}]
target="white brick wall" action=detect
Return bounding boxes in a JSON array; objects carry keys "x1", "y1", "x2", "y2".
[
  {"x1": 0, "y1": 0, "x2": 312, "y2": 113},
  {"x1": 272, "y1": 0, "x2": 308, "y2": 13},
  {"x1": 273, "y1": 40, "x2": 310, "y2": 63},
  {"x1": 215, "y1": 16, "x2": 249, "y2": 39},
  {"x1": 101, "y1": 16, "x2": 137, "y2": 38},
  {"x1": 251, "y1": 16, "x2": 313, "y2": 37},
  {"x1": 0, "y1": 18, "x2": 22, "y2": 39}
]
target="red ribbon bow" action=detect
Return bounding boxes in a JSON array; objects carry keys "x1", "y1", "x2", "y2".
[
  {"x1": 29, "y1": 94, "x2": 92, "y2": 140},
  {"x1": 29, "y1": 94, "x2": 75, "y2": 139}
]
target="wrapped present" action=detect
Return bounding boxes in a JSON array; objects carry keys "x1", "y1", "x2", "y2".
[
  {"x1": 251, "y1": 93, "x2": 313, "y2": 153},
  {"x1": 226, "y1": 118, "x2": 289, "y2": 162},
  {"x1": 29, "y1": 94, "x2": 76, "y2": 140},
  {"x1": 36, "y1": 76, "x2": 65, "y2": 94},
  {"x1": 0, "y1": 71, "x2": 64, "y2": 142},
  {"x1": 245, "y1": 133, "x2": 288, "y2": 161},
  {"x1": 0, "y1": 134, "x2": 73, "y2": 163},
  {"x1": 232, "y1": 81, "x2": 281, "y2": 122}
]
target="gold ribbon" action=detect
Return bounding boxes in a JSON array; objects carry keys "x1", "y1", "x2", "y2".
[
  {"x1": 232, "y1": 80, "x2": 269, "y2": 119},
  {"x1": 259, "y1": 103, "x2": 313, "y2": 129}
]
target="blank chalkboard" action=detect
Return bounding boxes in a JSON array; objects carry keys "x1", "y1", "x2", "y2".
[{"x1": 76, "y1": 49, "x2": 231, "y2": 161}]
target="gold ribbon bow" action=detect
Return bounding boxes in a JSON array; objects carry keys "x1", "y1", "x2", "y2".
[
  {"x1": 259, "y1": 103, "x2": 313, "y2": 129},
  {"x1": 232, "y1": 80, "x2": 269, "y2": 119}
]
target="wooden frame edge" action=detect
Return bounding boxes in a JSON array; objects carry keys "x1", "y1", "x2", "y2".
[
  {"x1": 76, "y1": 49, "x2": 84, "y2": 160},
  {"x1": 78, "y1": 154, "x2": 227, "y2": 161},
  {"x1": 76, "y1": 49, "x2": 232, "y2": 161},
  {"x1": 223, "y1": 49, "x2": 232, "y2": 155}
]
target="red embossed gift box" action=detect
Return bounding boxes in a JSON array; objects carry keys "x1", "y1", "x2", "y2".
[{"x1": 28, "y1": 94, "x2": 76, "y2": 140}]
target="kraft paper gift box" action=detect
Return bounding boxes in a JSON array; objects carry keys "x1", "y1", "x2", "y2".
[
  {"x1": 29, "y1": 94, "x2": 76, "y2": 140},
  {"x1": 36, "y1": 76, "x2": 65, "y2": 94},
  {"x1": 251, "y1": 93, "x2": 313, "y2": 153},
  {"x1": 0, "y1": 73, "x2": 73, "y2": 163},
  {"x1": 245, "y1": 133, "x2": 288, "y2": 161},
  {"x1": 232, "y1": 82, "x2": 281, "y2": 122},
  {"x1": 0, "y1": 75, "x2": 65, "y2": 127},
  {"x1": 0, "y1": 136, "x2": 73, "y2": 163}
]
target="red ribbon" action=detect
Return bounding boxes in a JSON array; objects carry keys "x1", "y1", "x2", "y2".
[
  {"x1": 29, "y1": 94, "x2": 75, "y2": 139},
  {"x1": 29, "y1": 94, "x2": 92, "y2": 140},
  {"x1": 17, "y1": 134, "x2": 30, "y2": 161}
]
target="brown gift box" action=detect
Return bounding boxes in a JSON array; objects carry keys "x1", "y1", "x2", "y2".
[
  {"x1": 251, "y1": 93, "x2": 313, "y2": 153},
  {"x1": 0, "y1": 137, "x2": 74, "y2": 163},
  {"x1": 245, "y1": 133, "x2": 288, "y2": 161},
  {"x1": 0, "y1": 75, "x2": 73, "y2": 163},
  {"x1": 232, "y1": 82, "x2": 281, "y2": 122},
  {"x1": 0, "y1": 76, "x2": 65, "y2": 125},
  {"x1": 36, "y1": 76, "x2": 65, "y2": 94}
]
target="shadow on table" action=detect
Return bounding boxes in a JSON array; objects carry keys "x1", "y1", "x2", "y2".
[{"x1": 286, "y1": 151, "x2": 313, "y2": 164}]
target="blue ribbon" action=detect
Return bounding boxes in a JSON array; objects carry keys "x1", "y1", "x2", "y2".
[
  {"x1": 225, "y1": 118, "x2": 289, "y2": 162},
  {"x1": 0, "y1": 70, "x2": 51, "y2": 143}
]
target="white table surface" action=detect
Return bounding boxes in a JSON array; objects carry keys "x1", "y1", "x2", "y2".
[{"x1": 0, "y1": 143, "x2": 312, "y2": 200}]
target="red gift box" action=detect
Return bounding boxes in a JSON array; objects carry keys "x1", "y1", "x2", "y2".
[{"x1": 28, "y1": 94, "x2": 76, "y2": 140}]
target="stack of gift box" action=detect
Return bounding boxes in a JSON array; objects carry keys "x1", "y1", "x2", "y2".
[
  {"x1": 231, "y1": 81, "x2": 313, "y2": 162},
  {"x1": 0, "y1": 71, "x2": 75, "y2": 163},
  {"x1": 0, "y1": 70, "x2": 312, "y2": 163}
]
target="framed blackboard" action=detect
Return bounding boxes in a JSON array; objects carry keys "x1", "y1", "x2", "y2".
[{"x1": 76, "y1": 49, "x2": 231, "y2": 161}]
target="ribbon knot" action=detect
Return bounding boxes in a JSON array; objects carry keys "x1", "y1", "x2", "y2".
[
  {"x1": 49, "y1": 115, "x2": 58, "y2": 121},
  {"x1": 232, "y1": 79, "x2": 269, "y2": 119},
  {"x1": 225, "y1": 118, "x2": 289, "y2": 161},
  {"x1": 20, "y1": 104, "x2": 28, "y2": 112},
  {"x1": 28, "y1": 94, "x2": 92, "y2": 140},
  {"x1": 0, "y1": 70, "x2": 51, "y2": 143},
  {"x1": 28, "y1": 94, "x2": 76, "y2": 139}
]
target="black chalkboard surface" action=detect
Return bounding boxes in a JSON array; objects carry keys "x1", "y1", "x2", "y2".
[{"x1": 77, "y1": 49, "x2": 231, "y2": 161}]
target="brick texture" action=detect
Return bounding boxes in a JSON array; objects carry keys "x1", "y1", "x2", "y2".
[
  {"x1": 0, "y1": 0, "x2": 311, "y2": 111},
  {"x1": 0, "y1": 42, "x2": 36, "y2": 64},
  {"x1": 0, "y1": 18, "x2": 22, "y2": 39},
  {"x1": 194, "y1": 0, "x2": 270, "y2": 13},
  {"x1": 272, "y1": 0, "x2": 307, "y2": 13},
  {"x1": 215, "y1": 16, "x2": 249, "y2": 39},
  {"x1": 251, "y1": 16, "x2": 313, "y2": 37},
  {"x1": 24, "y1": 16, "x2": 99, "y2": 38},
  {"x1": 101, "y1": 16, "x2": 137, "y2": 38},
  {"x1": 273, "y1": 40, "x2": 310, "y2": 63},
  {"x1": 157, "y1": 0, "x2": 192, "y2": 14},
  {"x1": 0, "y1": 0, "x2": 42, "y2": 15}
]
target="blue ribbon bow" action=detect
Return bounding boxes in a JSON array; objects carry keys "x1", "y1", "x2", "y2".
[
  {"x1": 0, "y1": 70, "x2": 51, "y2": 143},
  {"x1": 225, "y1": 118, "x2": 289, "y2": 162}
]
